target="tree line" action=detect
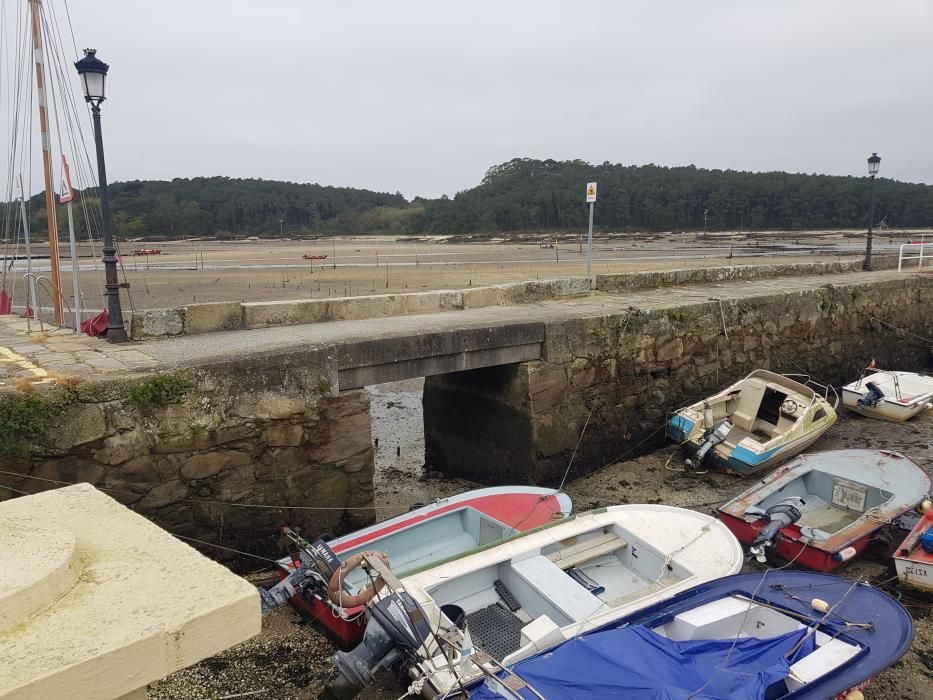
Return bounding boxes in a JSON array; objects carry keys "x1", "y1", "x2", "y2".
[
  {"x1": 409, "y1": 158, "x2": 933, "y2": 234},
  {"x1": 6, "y1": 160, "x2": 933, "y2": 240}
]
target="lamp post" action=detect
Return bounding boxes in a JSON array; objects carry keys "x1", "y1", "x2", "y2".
[
  {"x1": 75, "y1": 48, "x2": 127, "y2": 342},
  {"x1": 863, "y1": 152, "x2": 881, "y2": 271}
]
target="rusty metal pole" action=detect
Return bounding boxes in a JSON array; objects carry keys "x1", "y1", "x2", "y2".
[{"x1": 29, "y1": 0, "x2": 64, "y2": 324}]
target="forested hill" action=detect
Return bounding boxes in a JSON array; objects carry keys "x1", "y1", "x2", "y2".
[
  {"x1": 25, "y1": 176, "x2": 411, "y2": 239},
  {"x1": 17, "y1": 161, "x2": 933, "y2": 239},
  {"x1": 408, "y1": 158, "x2": 933, "y2": 234}
]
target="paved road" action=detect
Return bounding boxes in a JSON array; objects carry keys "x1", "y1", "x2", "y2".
[{"x1": 0, "y1": 268, "x2": 917, "y2": 384}]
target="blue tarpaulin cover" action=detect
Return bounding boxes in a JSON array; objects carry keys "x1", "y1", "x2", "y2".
[{"x1": 471, "y1": 625, "x2": 816, "y2": 700}]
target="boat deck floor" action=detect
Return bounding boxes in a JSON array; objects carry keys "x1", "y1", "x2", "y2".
[
  {"x1": 466, "y1": 603, "x2": 526, "y2": 660},
  {"x1": 797, "y1": 496, "x2": 861, "y2": 533}
]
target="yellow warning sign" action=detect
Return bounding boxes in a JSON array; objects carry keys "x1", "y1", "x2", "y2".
[{"x1": 586, "y1": 182, "x2": 597, "y2": 203}]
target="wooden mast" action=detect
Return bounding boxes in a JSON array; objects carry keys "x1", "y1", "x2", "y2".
[{"x1": 29, "y1": 0, "x2": 64, "y2": 324}]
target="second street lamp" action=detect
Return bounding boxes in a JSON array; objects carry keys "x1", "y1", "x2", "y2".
[
  {"x1": 75, "y1": 48, "x2": 128, "y2": 342},
  {"x1": 863, "y1": 152, "x2": 881, "y2": 271}
]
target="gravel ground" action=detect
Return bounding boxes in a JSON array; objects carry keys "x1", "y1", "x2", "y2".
[{"x1": 150, "y1": 380, "x2": 933, "y2": 700}]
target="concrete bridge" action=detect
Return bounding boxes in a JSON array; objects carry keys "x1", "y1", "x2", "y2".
[{"x1": 1, "y1": 262, "x2": 931, "y2": 553}]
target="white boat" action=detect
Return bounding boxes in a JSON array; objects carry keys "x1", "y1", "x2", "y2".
[
  {"x1": 322, "y1": 505, "x2": 743, "y2": 699},
  {"x1": 668, "y1": 370, "x2": 838, "y2": 475},
  {"x1": 894, "y1": 509, "x2": 933, "y2": 595},
  {"x1": 841, "y1": 368, "x2": 933, "y2": 422}
]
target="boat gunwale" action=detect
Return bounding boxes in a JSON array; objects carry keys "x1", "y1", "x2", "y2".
[{"x1": 719, "y1": 450, "x2": 932, "y2": 554}]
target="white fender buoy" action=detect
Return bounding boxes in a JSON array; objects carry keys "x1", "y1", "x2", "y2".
[{"x1": 811, "y1": 598, "x2": 830, "y2": 614}]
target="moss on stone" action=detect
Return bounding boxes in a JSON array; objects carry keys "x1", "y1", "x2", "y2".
[
  {"x1": 0, "y1": 392, "x2": 72, "y2": 459},
  {"x1": 125, "y1": 375, "x2": 193, "y2": 409}
]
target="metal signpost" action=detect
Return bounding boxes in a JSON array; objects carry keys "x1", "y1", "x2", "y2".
[{"x1": 585, "y1": 182, "x2": 597, "y2": 277}]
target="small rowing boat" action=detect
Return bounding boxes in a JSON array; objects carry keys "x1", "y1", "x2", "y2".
[
  {"x1": 718, "y1": 449, "x2": 931, "y2": 572},
  {"x1": 893, "y1": 507, "x2": 933, "y2": 594},
  {"x1": 841, "y1": 367, "x2": 933, "y2": 422},
  {"x1": 668, "y1": 370, "x2": 838, "y2": 475},
  {"x1": 268, "y1": 486, "x2": 572, "y2": 648},
  {"x1": 469, "y1": 571, "x2": 914, "y2": 700}
]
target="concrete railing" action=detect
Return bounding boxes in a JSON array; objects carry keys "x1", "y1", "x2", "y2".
[
  {"x1": 129, "y1": 256, "x2": 899, "y2": 340},
  {"x1": 594, "y1": 256, "x2": 898, "y2": 292},
  {"x1": 129, "y1": 277, "x2": 591, "y2": 340}
]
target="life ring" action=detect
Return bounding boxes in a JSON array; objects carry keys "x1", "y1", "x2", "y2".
[{"x1": 327, "y1": 550, "x2": 390, "y2": 608}]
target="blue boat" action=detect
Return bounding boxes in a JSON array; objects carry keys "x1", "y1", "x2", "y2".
[{"x1": 470, "y1": 571, "x2": 912, "y2": 700}]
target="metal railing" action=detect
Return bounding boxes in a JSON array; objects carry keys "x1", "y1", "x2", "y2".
[
  {"x1": 22, "y1": 273, "x2": 74, "y2": 334},
  {"x1": 898, "y1": 236, "x2": 930, "y2": 272}
]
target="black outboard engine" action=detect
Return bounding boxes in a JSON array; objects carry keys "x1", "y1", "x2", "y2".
[
  {"x1": 857, "y1": 381, "x2": 885, "y2": 409},
  {"x1": 258, "y1": 534, "x2": 340, "y2": 614},
  {"x1": 322, "y1": 591, "x2": 433, "y2": 700},
  {"x1": 685, "y1": 418, "x2": 733, "y2": 471},
  {"x1": 748, "y1": 497, "x2": 805, "y2": 563}
]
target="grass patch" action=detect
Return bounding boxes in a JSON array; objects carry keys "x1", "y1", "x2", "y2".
[
  {"x1": 125, "y1": 375, "x2": 192, "y2": 409},
  {"x1": 0, "y1": 393, "x2": 70, "y2": 459}
]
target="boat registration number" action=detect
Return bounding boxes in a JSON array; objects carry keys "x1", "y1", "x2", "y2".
[
  {"x1": 831, "y1": 479, "x2": 867, "y2": 512},
  {"x1": 903, "y1": 565, "x2": 929, "y2": 578}
]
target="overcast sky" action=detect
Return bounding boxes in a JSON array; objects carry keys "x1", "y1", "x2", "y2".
[{"x1": 7, "y1": 0, "x2": 933, "y2": 199}]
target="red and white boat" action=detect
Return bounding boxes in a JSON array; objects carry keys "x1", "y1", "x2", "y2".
[
  {"x1": 718, "y1": 449, "x2": 931, "y2": 572},
  {"x1": 273, "y1": 486, "x2": 572, "y2": 648},
  {"x1": 894, "y1": 508, "x2": 933, "y2": 595}
]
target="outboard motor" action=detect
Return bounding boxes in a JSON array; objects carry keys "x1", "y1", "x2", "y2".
[
  {"x1": 685, "y1": 418, "x2": 733, "y2": 471},
  {"x1": 748, "y1": 497, "x2": 806, "y2": 563},
  {"x1": 857, "y1": 381, "x2": 885, "y2": 409},
  {"x1": 322, "y1": 591, "x2": 433, "y2": 700},
  {"x1": 258, "y1": 533, "x2": 341, "y2": 614}
]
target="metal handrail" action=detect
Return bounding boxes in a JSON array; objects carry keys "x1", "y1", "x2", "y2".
[
  {"x1": 22, "y1": 273, "x2": 73, "y2": 333},
  {"x1": 897, "y1": 238, "x2": 930, "y2": 272}
]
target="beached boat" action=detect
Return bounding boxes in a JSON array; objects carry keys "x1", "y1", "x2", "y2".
[
  {"x1": 719, "y1": 449, "x2": 932, "y2": 572},
  {"x1": 841, "y1": 368, "x2": 933, "y2": 422},
  {"x1": 668, "y1": 370, "x2": 838, "y2": 475},
  {"x1": 268, "y1": 487, "x2": 572, "y2": 648},
  {"x1": 322, "y1": 504, "x2": 743, "y2": 698},
  {"x1": 468, "y1": 571, "x2": 914, "y2": 700},
  {"x1": 894, "y1": 508, "x2": 933, "y2": 595}
]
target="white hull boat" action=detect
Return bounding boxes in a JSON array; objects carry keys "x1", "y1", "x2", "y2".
[
  {"x1": 322, "y1": 504, "x2": 743, "y2": 699},
  {"x1": 668, "y1": 370, "x2": 838, "y2": 475},
  {"x1": 841, "y1": 369, "x2": 933, "y2": 422}
]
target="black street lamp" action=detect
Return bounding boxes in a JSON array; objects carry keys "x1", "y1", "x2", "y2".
[
  {"x1": 863, "y1": 152, "x2": 881, "y2": 271},
  {"x1": 75, "y1": 48, "x2": 127, "y2": 342}
]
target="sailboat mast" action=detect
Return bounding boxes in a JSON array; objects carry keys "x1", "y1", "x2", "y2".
[{"x1": 29, "y1": 0, "x2": 64, "y2": 324}]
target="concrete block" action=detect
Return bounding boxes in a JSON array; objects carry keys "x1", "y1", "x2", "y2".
[
  {"x1": 183, "y1": 301, "x2": 244, "y2": 334},
  {"x1": 0, "y1": 483, "x2": 259, "y2": 699},
  {"x1": 242, "y1": 300, "x2": 301, "y2": 328},
  {"x1": 327, "y1": 294, "x2": 405, "y2": 321},
  {"x1": 400, "y1": 290, "x2": 463, "y2": 315},
  {"x1": 461, "y1": 285, "x2": 502, "y2": 309},
  {"x1": 129, "y1": 308, "x2": 184, "y2": 340}
]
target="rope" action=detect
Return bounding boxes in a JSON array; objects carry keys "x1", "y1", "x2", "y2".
[
  {"x1": 0, "y1": 469, "x2": 400, "y2": 511},
  {"x1": 558, "y1": 405, "x2": 595, "y2": 491},
  {"x1": 869, "y1": 315, "x2": 933, "y2": 346},
  {"x1": 170, "y1": 532, "x2": 280, "y2": 564}
]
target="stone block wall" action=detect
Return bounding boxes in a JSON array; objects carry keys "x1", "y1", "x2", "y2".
[
  {"x1": 0, "y1": 349, "x2": 375, "y2": 559},
  {"x1": 425, "y1": 275, "x2": 933, "y2": 484}
]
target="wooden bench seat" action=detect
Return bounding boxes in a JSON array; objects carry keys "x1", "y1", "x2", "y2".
[{"x1": 546, "y1": 532, "x2": 628, "y2": 570}]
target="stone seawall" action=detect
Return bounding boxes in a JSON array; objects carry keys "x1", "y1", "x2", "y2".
[
  {"x1": 425, "y1": 274, "x2": 932, "y2": 484},
  {"x1": 0, "y1": 349, "x2": 374, "y2": 559}
]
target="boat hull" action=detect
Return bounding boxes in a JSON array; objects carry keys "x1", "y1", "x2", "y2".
[
  {"x1": 893, "y1": 512, "x2": 933, "y2": 594},
  {"x1": 841, "y1": 370, "x2": 933, "y2": 422},
  {"x1": 277, "y1": 487, "x2": 572, "y2": 648},
  {"x1": 718, "y1": 511, "x2": 871, "y2": 572},
  {"x1": 467, "y1": 571, "x2": 914, "y2": 700},
  {"x1": 719, "y1": 450, "x2": 931, "y2": 571}
]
